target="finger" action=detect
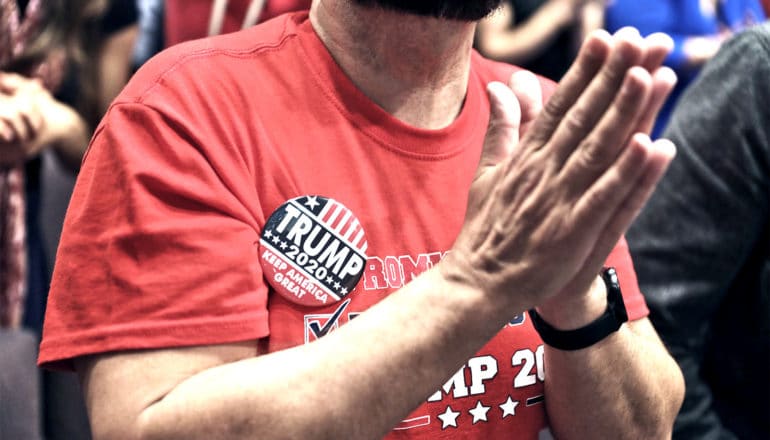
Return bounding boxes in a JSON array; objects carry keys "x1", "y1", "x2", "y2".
[
  {"x1": 524, "y1": 29, "x2": 612, "y2": 146},
  {"x1": 509, "y1": 69, "x2": 543, "y2": 125},
  {"x1": 0, "y1": 110, "x2": 29, "y2": 142},
  {"x1": 18, "y1": 94, "x2": 45, "y2": 134},
  {"x1": 477, "y1": 81, "x2": 522, "y2": 177},
  {"x1": 18, "y1": 109, "x2": 41, "y2": 141},
  {"x1": 559, "y1": 66, "x2": 652, "y2": 191},
  {"x1": 641, "y1": 32, "x2": 674, "y2": 72},
  {"x1": 0, "y1": 72, "x2": 29, "y2": 94},
  {"x1": 0, "y1": 120, "x2": 14, "y2": 142},
  {"x1": 571, "y1": 135, "x2": 676, "y2": 287},
  {"x1": 546, "y1": 27, "x2": 647, "y2": 167},
  {"x1": 635, "y1": 67, "x2": 677, "y2": 135}
]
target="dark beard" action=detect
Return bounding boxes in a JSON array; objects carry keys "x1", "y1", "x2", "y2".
[{"x1": 352, "y1": 0, "x2": 504, "y2": 21}]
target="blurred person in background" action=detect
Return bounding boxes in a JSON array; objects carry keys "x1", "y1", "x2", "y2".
[
  {"x1": 604, "y1": 0, "x2": 765, "y2": 138},
  {"x1": 627, "y1": 22, "x2": 770, "y2": 440},
  {"x1": 475, "y1": 0, "x2": 605, "y2": 81},
  {"x1": 0, "y1": 1, "x2": 137, "y2": 438},
  {"x1": 1, "y1": 0, "x2": 137, "y2": 336}
]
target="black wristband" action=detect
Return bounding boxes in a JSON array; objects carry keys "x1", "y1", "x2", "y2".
[{"x1": 528, "y1": 267, "x2": 629, "y2": 351}]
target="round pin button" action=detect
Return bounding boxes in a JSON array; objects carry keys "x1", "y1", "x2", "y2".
[{"x1": 259, "y1": 195, "x2": 368, "y2": 307}]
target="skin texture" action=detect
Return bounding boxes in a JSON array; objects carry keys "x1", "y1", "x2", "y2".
[{"x1": 75, "y1": 1, "x2": 685, "y2": 439}]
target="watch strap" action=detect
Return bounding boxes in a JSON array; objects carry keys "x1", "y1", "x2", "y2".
[{"x1": 528, "y1": 267, "x2": 629, "y2": 351}]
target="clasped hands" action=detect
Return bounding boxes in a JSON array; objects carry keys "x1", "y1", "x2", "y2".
[
  {"x1": 0, "y1": 72, "x2": 67, "y2": 166},
  {"x1": 442, "y1": 27, "x2": 677, "y2": 328}
]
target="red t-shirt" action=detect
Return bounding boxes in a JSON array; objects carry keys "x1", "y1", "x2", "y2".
[
  {"x1": 39, "y1": 11, "x2": 649, "y2": 438},
  {"x1": 164, "y1": 0, "x2": 311, "y2": 47}
]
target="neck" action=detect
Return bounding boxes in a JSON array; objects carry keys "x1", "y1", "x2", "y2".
[{"x1": 310, "y1": 0, "x2": 477, "y2": 129}]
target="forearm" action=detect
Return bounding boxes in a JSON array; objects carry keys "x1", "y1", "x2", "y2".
[
  {"x1": 542, "y1": 316, "x2": 684, "y2": 439},
  {"x1": 121, "y1": 269, "x2": 519, "y2": 440},
  {"x1": 480, "y1": 2, "x2": 572, "y2": 63},
  {"x1": 578, "y1": 2, "x2": 605, "y2": 51},
  {"x1": 47, "y1": 100, "x2": 90, "y2": 169},
  {"x1": 98, "y1": 25, "x2": 139, "y2": 114}
]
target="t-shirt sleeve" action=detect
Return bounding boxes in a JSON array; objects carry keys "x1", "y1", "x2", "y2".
[{"x1": 39, "y1": 101, "x2": 270, "y2": 371}]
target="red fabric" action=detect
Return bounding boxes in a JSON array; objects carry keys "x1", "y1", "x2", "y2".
[
  {"x1": 164, "y1": 0, "x2": 310, "y2": 47},
  {"x1": 40, "y1": 12, "x2": 649, "y2": 437},
  {"x1": 763, "y1": 0, "x2": 770, "y2": 15}
]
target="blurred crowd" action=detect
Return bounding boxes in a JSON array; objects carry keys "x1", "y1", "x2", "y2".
[{"x1": 0, "y1": 1, "x2": 767, "y2": 439}]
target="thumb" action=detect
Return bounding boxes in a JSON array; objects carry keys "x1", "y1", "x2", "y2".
[
  {"x1": 477, "y1": 81, "x2": 522, "y2": 178},
  {"x1": 509, "y1": 70, "x2": 543, "y2": 132}
]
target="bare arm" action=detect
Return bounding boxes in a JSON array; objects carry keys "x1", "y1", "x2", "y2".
[
  {"x1": 540, "y1": 285, "x2": 684, "y2": 439},
  {"x1": 476, "y1": 0, "x2": 576, "y2": 63},
  {"x1": 80, "y1": 270, "x2": 519, "y2": 440},
  {"x1": 77, "y1": 30, "x2": 684, "y2": 440},
  {"x1": 578, "y1": 0, "x2": 606, "y2": 50},
  {"x1": 97, "y1": 24, "x2": 139, "y2": 115}
]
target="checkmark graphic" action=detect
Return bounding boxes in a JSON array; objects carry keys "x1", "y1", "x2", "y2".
[{"x1": 308, "y1": 299, "x2": 351, "y2": 338}]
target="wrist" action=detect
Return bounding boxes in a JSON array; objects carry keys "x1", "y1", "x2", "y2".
[
  {"x1": 529, "y1": 268, "x2": 629, "y2": 351},
  {"x1": 436, "y1": 257, "x2": 531, "y2": 324},
  {"x1": 534, "y1": 275, "x2": 607, "y2": 330},
  {"x1": 46, "y1": 100, "x2": 89, "y2": 164}
]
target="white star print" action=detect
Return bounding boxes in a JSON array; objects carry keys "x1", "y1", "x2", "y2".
[
  {"x1": 333, "y1": 281, "x2": 341, "y2": 291},
  {"x1": 469, "y1": 400, "x2": 491, "y2": 424},
  {"x1": 271, "y1": 235, "x2": 280, "y2": 244},
  {"x1": 437, "y1": 405, "x2": 460, "y2": 429},
  {"x1": 279, "y1": 241, "x2": 288, "y2": 250},
  {"x1": 499, "y1": 396, "x2": 519, "y2": 419},
  {"x1": 304, "y1": 196, "x2": 320, "y2": 209},
  {"x1": 264, "y1": 230, "x2": 273, "y2": 239},
  {"x1": 340, "y1": 287, "x2": 348, "y2": 295}
]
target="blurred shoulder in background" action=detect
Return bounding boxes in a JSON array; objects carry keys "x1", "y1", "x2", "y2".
[{"x1": 627, "y1": 21, "x2": 770, "y2": 440}]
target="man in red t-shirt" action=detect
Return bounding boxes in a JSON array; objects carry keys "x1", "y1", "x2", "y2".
[{"x1": 39, "y1": 1, "x2": 685, "y2": 438}]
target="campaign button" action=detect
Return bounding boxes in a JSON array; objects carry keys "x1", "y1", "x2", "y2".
[{"x1": 259, "y1": 195, "x2": 368, "y2": 307}]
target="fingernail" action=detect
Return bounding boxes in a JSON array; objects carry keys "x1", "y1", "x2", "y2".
[
  {"x1": 656, "y1": 66, "x2": 678, "y2": 87},
  {"x1": 615, "y1": 26, "x2": 641, "y2": 39},
  {"x1": 647, "y1": 32, "x2": 675, "y2": 50},
  {"x1": 658, "y1": 139, "x2": 677, "y2": 158}
]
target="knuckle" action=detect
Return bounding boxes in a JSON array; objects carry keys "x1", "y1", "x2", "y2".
[
  {"x1": 562, "y1": 109, "x2": 592, "y2": 134},
  {"x1": 583, "y1": 186, "x2": 613, "y2": 211},
  {"x1": 599, "y1": 63, "x2": 627, "y2": 90},
  {"x1": 541, "y1": 94, "x2": 567, "y2": 123},
  {"x1": 576, "y1": 141, "x2": 609, "y2": 171}
]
